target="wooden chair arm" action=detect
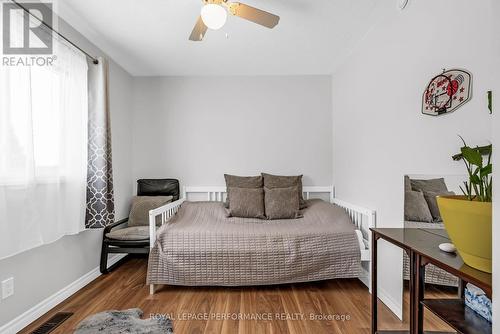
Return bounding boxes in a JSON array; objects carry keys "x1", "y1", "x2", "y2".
[{"x1": 103, "y1": 218, "x2": 129, "y2": 234}]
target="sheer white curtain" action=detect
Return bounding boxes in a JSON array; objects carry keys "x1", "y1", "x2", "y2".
[{"x1": 0, "y1": 12, "x2": 89, "y2": 259}]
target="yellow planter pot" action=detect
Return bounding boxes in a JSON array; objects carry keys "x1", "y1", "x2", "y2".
[{"x1": 437, "y1": 196, "x2": 492, "y2": 273}]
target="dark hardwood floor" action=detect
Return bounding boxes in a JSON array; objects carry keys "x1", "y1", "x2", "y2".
[{"x1": 20, "y1": 257, "x2": 455, "y2": 333}]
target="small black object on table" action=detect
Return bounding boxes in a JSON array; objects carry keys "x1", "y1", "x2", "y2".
[{"x1": 370, "y1": 228, "x2": 492, "y2": 334}]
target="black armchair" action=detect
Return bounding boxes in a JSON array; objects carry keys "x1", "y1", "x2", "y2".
[{"x1": 100, "y1": 179, "x2": 180, "y2": 274}]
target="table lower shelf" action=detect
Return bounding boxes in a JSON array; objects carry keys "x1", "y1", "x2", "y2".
[{"x1": 421, "y1": 299, "x2": 491, "y2": 334}]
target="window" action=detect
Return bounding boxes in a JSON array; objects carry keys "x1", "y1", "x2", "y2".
[
  {"x1": 0, "y1": 46, "x2": 88, "y2": 184},
  {"x1": 32, "y1": 67, "x2": 62, "y2": 169},
  {"x1": 0, "y1": 10, "x2": 89, "y2": 259}
]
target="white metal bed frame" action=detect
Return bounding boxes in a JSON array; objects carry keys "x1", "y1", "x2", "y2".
[{"x1": 148, "y1": 186, "x2": 376, "y2": 293}]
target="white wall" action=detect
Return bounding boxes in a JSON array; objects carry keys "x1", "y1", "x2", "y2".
[
  {"x1": 132, "y1": 76, "x2": 333, "y2": 187},
  {"x1": 331, "y1": 0, "x2": 493, "y2": 317},
  {"x1": 0, "y1": 16, "x2": 134, "y2": 328}
]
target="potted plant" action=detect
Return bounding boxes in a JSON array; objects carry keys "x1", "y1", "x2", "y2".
[{"x1": 437, "y1": 138, "x2": 492, "y2": 273}]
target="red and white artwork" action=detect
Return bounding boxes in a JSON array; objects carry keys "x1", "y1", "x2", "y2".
[{"x1": 422, "y1": 69, "x2": 472, "y2": 116}]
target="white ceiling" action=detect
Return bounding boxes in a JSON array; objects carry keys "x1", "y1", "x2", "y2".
[{"x1": 56, "y1": 0, "x2": 379, "y2": 76}]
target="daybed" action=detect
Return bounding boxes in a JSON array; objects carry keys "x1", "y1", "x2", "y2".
[{"x1": 146, "y1": 186, "x2": 375, "y2": 294}]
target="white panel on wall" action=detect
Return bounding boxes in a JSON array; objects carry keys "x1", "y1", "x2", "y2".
[
  {"x1": 331, "y1": 0, "x2": 493, "y2": 317},
  {"x1": 132, "y1": 76, "x2": 333, "y2": 188}
]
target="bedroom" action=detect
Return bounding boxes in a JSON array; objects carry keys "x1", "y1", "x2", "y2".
[{"x1": 0, "y1": 0, "x2": 498, "y2": 333}]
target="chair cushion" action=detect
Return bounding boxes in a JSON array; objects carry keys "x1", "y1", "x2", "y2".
[
  {"x1": 106, "y1": 226, "x2": 150, "y2": 241},
  {"x1": 128, "y1": 196, "x2": 173, "y2": 227}
]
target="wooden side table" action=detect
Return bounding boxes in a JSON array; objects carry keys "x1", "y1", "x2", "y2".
[
  {"x1": 370, "y1": 228, "x2": 492, "y2": 334},
  {"x1": 371, "y1": 228, "x2": 417, "y2": 334},
  {"x1": 412, "y1": 229, "x2": 491, "y2": 334}
]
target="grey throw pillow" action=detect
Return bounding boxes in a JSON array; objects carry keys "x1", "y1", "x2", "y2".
[
  {"x1": 423, "y1": 191, "x2": 455, "y2": 222},
  {"x1": 227, "y1": 187, "x2": 265, "y2": 219},
  {"x1": 128, "y1": 196, "x2": 173, "y2": 227},
  {"x1": 264, "y1": 186, "x2": 302, "y2": 220},
  {"x1": 404, "y1": 190, "x2": 433, "y2": 223},
  {"x1": 262, "y1": 173, "x2": 307, "y2": 209},
  {"x1": 224, "y1": 174, "x2": 263, "y2": 208},
  {"x1": 404, "y1": 175, "x2": 412, "y2": 192},
  {"x1": 410, "y1": 178, "x2": 448, "y2": 193}
]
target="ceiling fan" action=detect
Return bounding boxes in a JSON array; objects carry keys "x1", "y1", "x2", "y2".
[{"x1": 189, "y1": 0, "x2": 280, "y2": 41}]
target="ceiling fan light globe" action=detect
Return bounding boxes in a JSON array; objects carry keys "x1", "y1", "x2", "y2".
[{"x1": 200, "y1": 4, "x2": 227, "y2": 30}]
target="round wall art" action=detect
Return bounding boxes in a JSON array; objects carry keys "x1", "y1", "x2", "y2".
[{"x1": 422, "y1": 69, "x2": 472, "y2": 116}]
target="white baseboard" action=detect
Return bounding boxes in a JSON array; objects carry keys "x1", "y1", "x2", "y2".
[
  {"x1": 358, "y1": 266, "x2": 370, "y2": 291},
  {"x1": 0, "y1": 254, "x2": 127, "y2": 334},
  {"x1": 359, "y1": 267, "x2": 402, "y2": 320},
  {"x1": 378, "y1": 286, "x2": 403, "y2": 320}
]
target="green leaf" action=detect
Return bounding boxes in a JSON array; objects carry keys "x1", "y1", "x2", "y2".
[
  {"x1": 455, "y1": 137, "x2": 492, "y2": 202},
  {"x1": 480, "y1": 164, "x2": 492, "y2": 177},
  {"x1": 461, "y1": 147, "x2": 483, "y2": 167},
  {"x1": 470, "y1": 174, "x2": 481, "y2": 184}
]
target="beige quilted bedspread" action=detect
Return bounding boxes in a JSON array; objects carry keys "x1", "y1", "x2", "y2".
[{"x1": 147, "y1": 199, "x2": 360, "y2": 286}]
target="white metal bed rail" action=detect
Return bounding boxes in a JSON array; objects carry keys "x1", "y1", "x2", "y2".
[
  {"x1": 182, "y1": 186, "x2": 227, "y2": 202},
  {"x1": 148, "y1": 198, "x2": 186, "y2": 247},
  {"x1": 182, "y1": 185, "x2": 335, "y2": 203},
  {"x1": 332, "y1": 198, "x2": 376, "y2": 262}
]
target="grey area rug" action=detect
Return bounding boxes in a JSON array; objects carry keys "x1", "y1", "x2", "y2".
[{"x1": 74, "y1": 308, "x2": 173, "y2": 334}]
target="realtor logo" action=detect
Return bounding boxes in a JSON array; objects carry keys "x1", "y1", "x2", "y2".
[{"x1": 2, "y1": 2, "x2": 53, "y2": 54}]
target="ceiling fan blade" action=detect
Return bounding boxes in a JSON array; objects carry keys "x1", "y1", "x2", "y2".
[
  {"x1": 228, "y1": 3, "x2": 279, "y2": 29},
  {"x1": 189, "y1": 16, "x2": 208, "y2": 41}
]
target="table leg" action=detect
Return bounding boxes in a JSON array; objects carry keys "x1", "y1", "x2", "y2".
[
  {"x1": 458, "y1": 278, "x2": 465, "y2": 299},
  {"x1": 408, "y1": 250, "x2": 415, "y2": 334},
  {"x1": 415, "y1": 254, "x2": 426, "y2": 334},
  {"x1": 371, "y1": 231, "x2": 378, "y2": 334}
]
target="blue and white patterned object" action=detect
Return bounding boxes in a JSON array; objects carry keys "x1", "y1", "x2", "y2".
[{"x1": 465, "y1": 283, "x2": 492, "y2": 323}]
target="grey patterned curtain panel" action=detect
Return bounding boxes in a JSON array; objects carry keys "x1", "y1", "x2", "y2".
[{"x1": 85, "y1": 57, "x2": 115, "y2": 228}]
